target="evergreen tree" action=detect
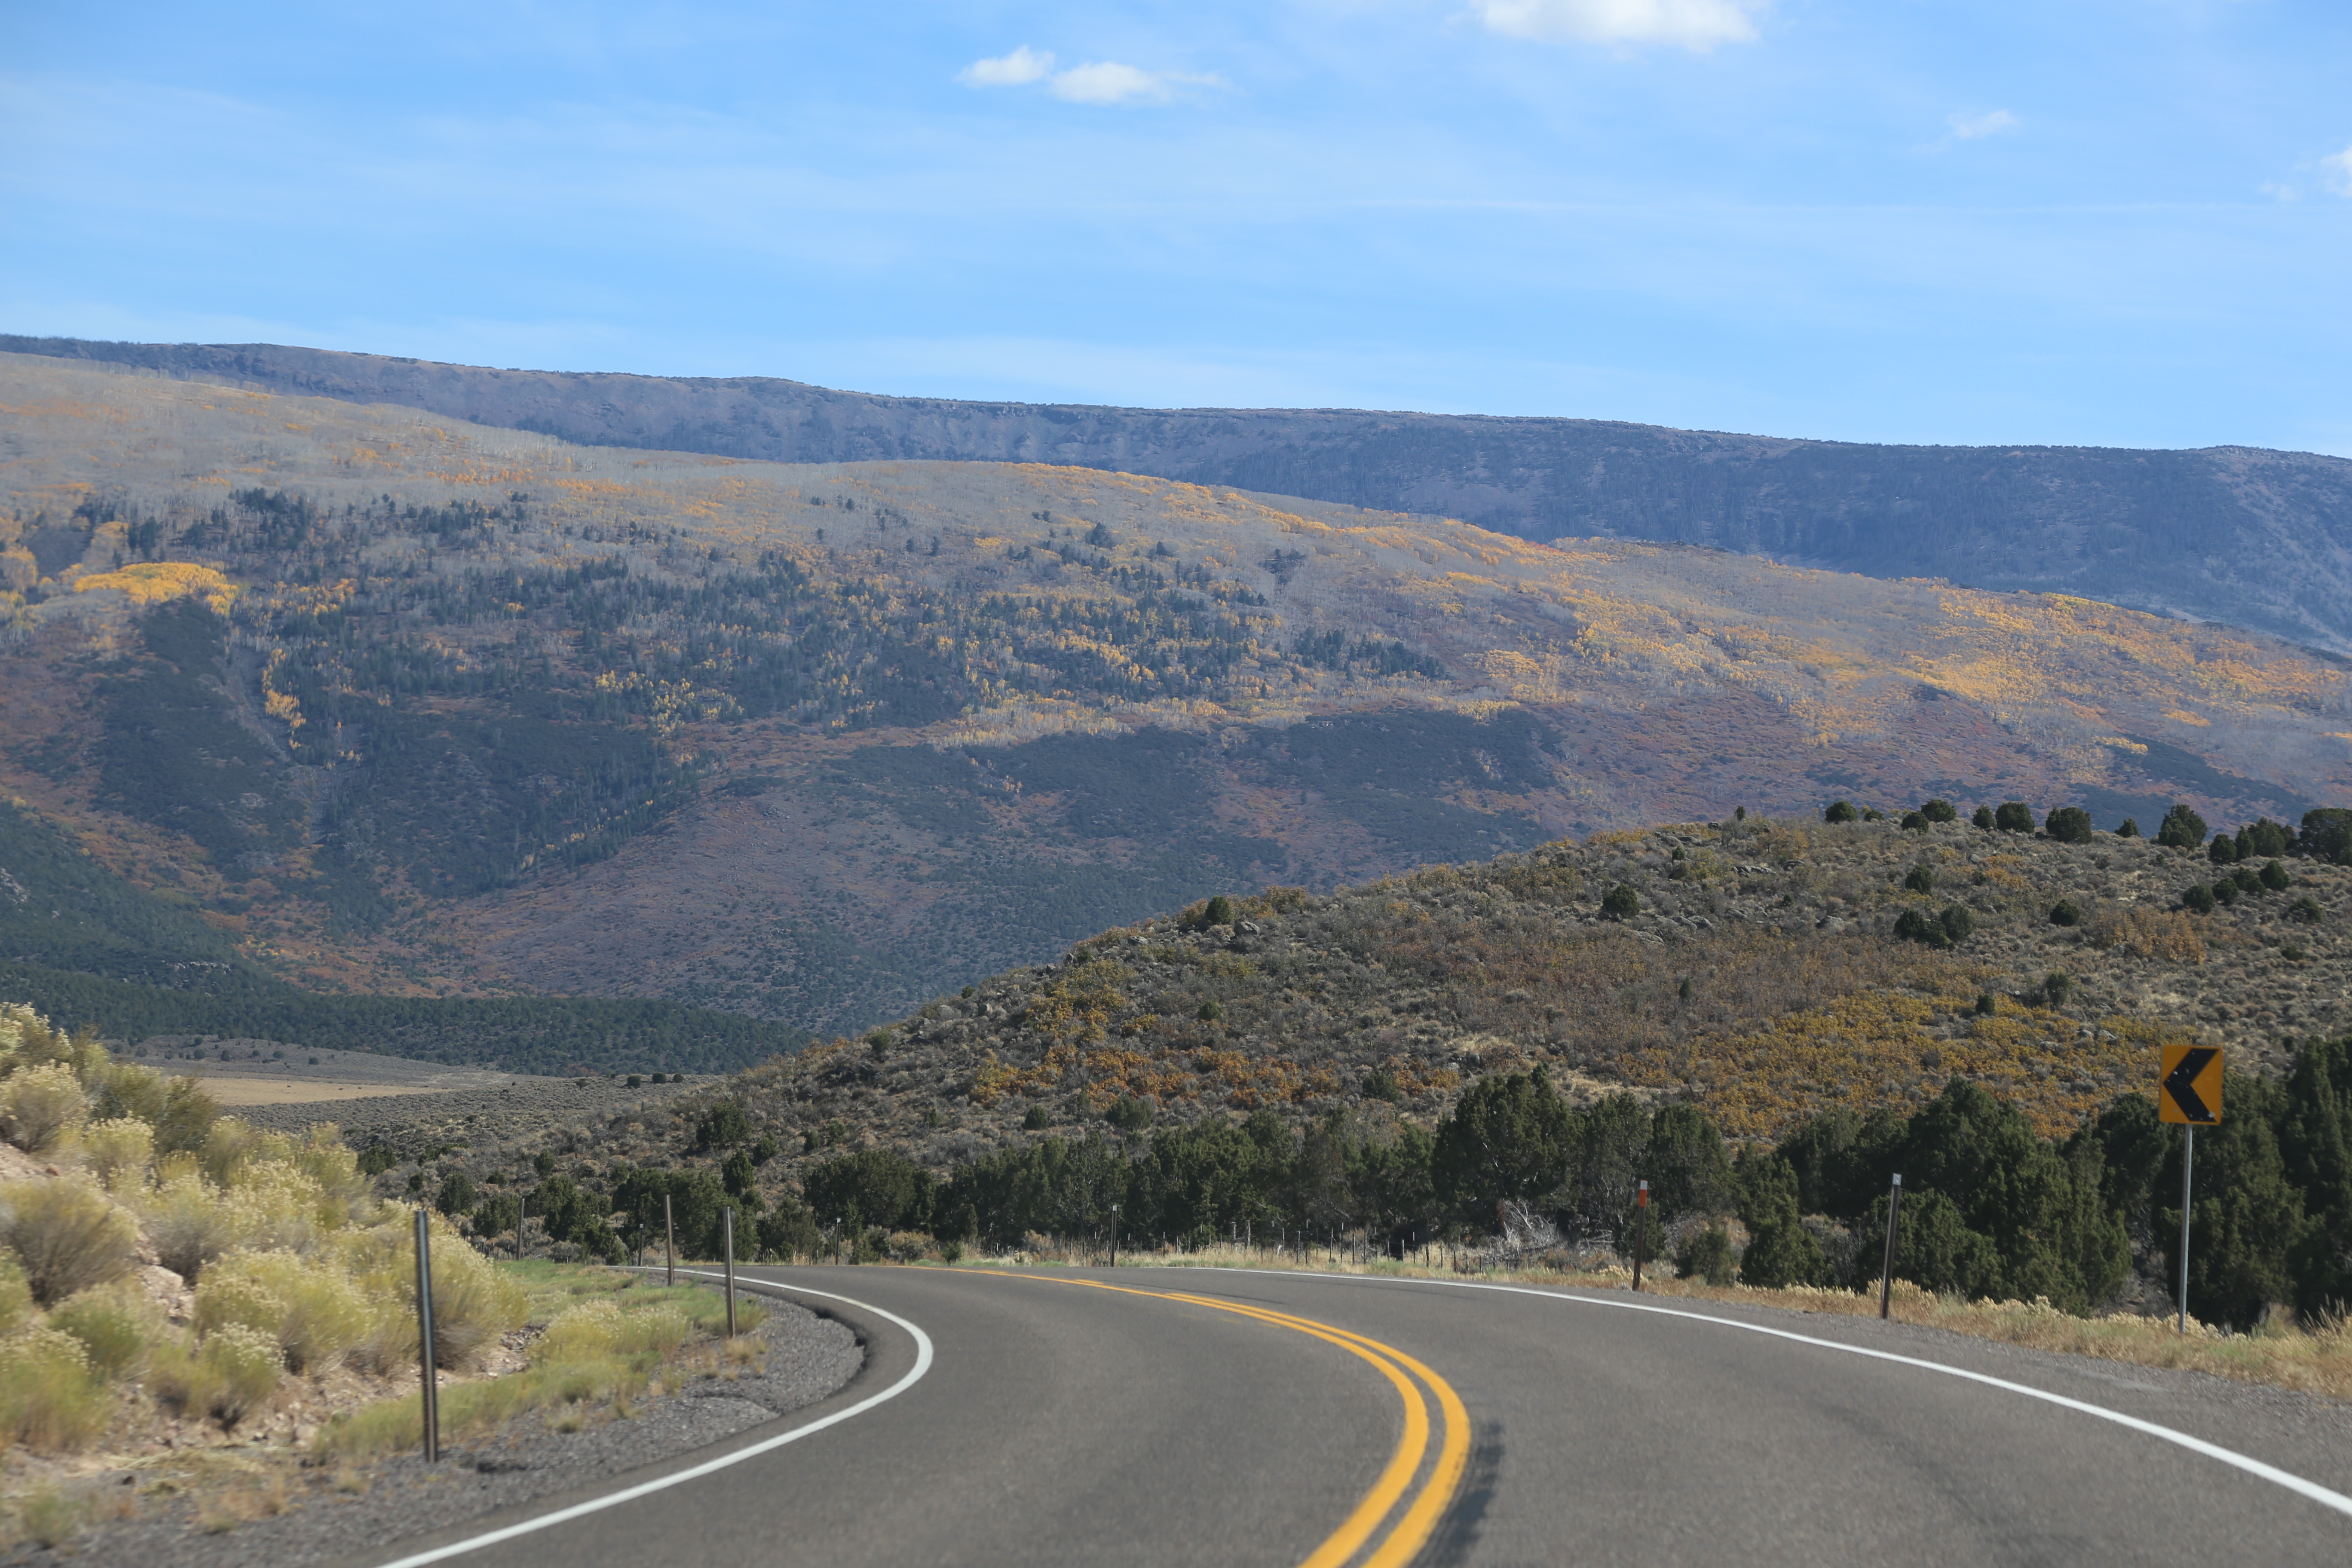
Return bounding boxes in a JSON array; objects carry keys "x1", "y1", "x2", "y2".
[
  {"x1": 1868, "y1": 1184, "x2": 2002, "y2": 1299},
  {"x1": 1972, "y1": 805, "x2": 1996, "y2": 829},
  {"x1": 2156, "y1": 1069, "x2": 2306, "y2": 1330},
  {"x1": 1823, "y1": 800, "x2": 1858, "y2": 824},
  {"x1": 804, "y1": 1147, "x2": 934, "y2": 1233},
  {"x1": 1646, "y1": 1102, "x2": 1733, "y2": 1221},
  {"x1": 1735, "y1": 1153, "x2": 1824, "y2": 1287},
  {"x1": 2156, "y1": 803, "x2": 2208, "y2": 850},
  {"x1": 1433, "y1": 1067, "x2": 1574, "y2": 1219},
  {"x1": 2044, "y1": 806, "x2": 2092, "y2": 843},
  {"x1": 2300, "y1": 808, "x2": 2352, "y2": 864},
  {"x1": 1563, "y1": 1092, "x2": 1652, "y2": 1241},
  {"x1": 2277, "y1": 1039, "x2": 2352, "y2": 1317},
  {"x1": 1919, "y1": 798, "x2": 1958, "y2": 823},
  {"x1": 1994, "y1": 801, "x2": 2036, "y2": 833}
]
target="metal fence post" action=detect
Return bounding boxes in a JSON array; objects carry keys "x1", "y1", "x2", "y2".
[
  {"x1": 723, "y1": 1207, "x2": 737, "y2": 1339},
  {"x1": 1629, "y1": 1180, "x2": 1648, "y2": 1292},
  {"x1": 1109, "y1": 1204, "x2": 1121, "y2": 1268},
  {"x1": 1879, "y1": 1174, "x2": 1902, "y2": 1320},
  {"x1": 2178, "y1": 1125, "x2": 2195, "y2": 1335},
  {"x1": 413, "y1": 1208, "x2": 440, "y2": 1462},
  {"x1": 665, "y1": 1193, "x2": 676, "y2": 1287},
  {"x1": 516, "y1": 1194, "x2": 527, "y2": 1264}
]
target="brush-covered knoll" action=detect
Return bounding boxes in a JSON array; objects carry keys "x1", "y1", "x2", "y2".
[
  {"x1": 481, "y1": 806, "x2": 2352, "y2": 1271},
  {"x1": 3, "y1": 353, "x2": 2348, "y2": 1033},
  {"x1": 18, "y1": 335, "x2": 2352, "y2": 656}
]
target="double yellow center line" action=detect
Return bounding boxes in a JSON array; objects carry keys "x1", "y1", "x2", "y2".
[{"x1": 998, "y1": 1273, "x2": 1469, "y2": 1568}]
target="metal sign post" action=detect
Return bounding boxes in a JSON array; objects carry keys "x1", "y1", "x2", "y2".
[
  {"x1": 1629, "y1": 1181, "x2": 1648, "y2": 1292},
  {"x1": 413, "y1": 1208, "x2": 440, "y2": 1462},
  {"x1": 1878, "y1": 1175, "x2": 1902, "y2": 1320},
  {"x1": 723, "y1": 1207, "x2": 737, "y2": 1338},
  {"x1": 2157, "y1": 1044, "x2": 2223, "y2": 1335},
  {"x1": 2178, "y1": 1127, "x2": 2195, "y2": 1335},
  {"x1": 665, "y1": 1193, "x2": 676, "y2": 1287},
  {"x1": 1109, "y1": 1204, "x2": 1121, "y2": 1269}
]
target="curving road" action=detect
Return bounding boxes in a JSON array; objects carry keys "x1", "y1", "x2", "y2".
[{"x1": 369, "y1": 1265, "x2": 2352, "y2": 1567}]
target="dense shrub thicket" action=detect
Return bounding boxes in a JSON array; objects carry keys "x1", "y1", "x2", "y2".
[{"x1": 674, "y1": 1038, "x2": 2352, "y2": 1332}]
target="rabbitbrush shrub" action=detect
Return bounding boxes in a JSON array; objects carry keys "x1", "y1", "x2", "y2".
[
  {"x1": 81, "y1": 1117, "x2": 154, "y2": 1190},
  {"x1": 1, "y1": 1177, "x2": 138, "y2": 1305},
  {"x1": 1, "y1": 1063, "x2": 87, "y2": 1155},
  {"x1": 348, "y1": 1215, "x2": 527, "y2": 1371},
  {"x1": 0, "y1": 1327, "x2": 110, "y2": 1451},
  {"x1": 48, "y1": 1280, "x2": 160, "y2": 1382},
  {"x1": 202, "y1": 1249, "x2": 370, "y2": 1372}
]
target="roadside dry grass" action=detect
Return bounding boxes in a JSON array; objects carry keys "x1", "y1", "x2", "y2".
[
  {"x1": 971, "y1": 1241, "x2": 2352, "y2": 1404},
  {"x1": 0, "y1": 1262, "x2": 759, "y2": 1553},
  {"x1": 312, "y1": 1262, "x2": 764, "y2": 1459}
]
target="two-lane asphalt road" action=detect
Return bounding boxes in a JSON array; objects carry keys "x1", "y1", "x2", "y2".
[{"x1": 371, "y1": 1266, "x2": 2352, "y2": 1567}]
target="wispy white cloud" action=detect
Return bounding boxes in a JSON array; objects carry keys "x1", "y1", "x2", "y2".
[
  {"x1": 1050, "y1": 62, "x2": 1176, "y2": 105},
  {"x1": 959, "y1": 46, "x2": 1056, "y2": 88},
  {"x1": 1470, "y1": 0, "x2": 1764, "y2": 52},
  {"x1": 1948, "y1": 108, "x2": 2019, "y2": 141},
  {"x1": 959, "y1": 48, "x2": 1218, "y2": 106},
  {"x1": 2323, "y1": 144, "x2": 2352, "y2": 197}
]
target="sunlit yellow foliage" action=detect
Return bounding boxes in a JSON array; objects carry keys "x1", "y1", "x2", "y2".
[{"x1": 71, "y1": 561, "x2": 237, "y2": 614}]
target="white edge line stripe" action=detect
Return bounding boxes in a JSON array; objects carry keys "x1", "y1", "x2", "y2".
[
  {"x1": 371, "y1": 1274, "x2": 934, "y2": 1568},
  {"x1": 1190, "y1": 1267, "x2": 2352, "y2": 1522}
]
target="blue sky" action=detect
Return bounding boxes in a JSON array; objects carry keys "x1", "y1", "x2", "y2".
[{"x1": 4, "y1": 2, "x2": 2349, "y2": 453}]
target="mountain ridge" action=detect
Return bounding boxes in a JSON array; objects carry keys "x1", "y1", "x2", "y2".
[{"x1": 11, "y1": 332, "x2": 2352, "y2": 655}]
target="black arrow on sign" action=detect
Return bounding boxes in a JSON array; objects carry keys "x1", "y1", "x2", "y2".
[{"x1": 2165, "y1": 1047, "x2": 2220, "y2": 1123}]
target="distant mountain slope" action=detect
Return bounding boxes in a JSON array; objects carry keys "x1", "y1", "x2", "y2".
[
  {"x1": 3, "y1": 352, "x2": 2347, "y2": 1041},
  {"x1": 11, "y1": 334, "x2": 2352, "y2": 653}
]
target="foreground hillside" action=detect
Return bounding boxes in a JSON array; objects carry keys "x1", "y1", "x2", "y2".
[
  {"x1": 12, "y1": 334, "x2": 2352, "y2": 655},
  {"x1": 692, "y1": 808, "x2": 2352, "y2": 1160},
  {"x1": 4, "y1": 358, "x2": 2347, "y2": 1042}
]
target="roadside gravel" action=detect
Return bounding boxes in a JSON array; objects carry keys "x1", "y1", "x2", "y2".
[{"x1": 6, "y1": 1297, "x2": 861, "y2": 1568}]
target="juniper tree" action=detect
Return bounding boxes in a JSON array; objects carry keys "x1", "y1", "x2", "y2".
[
  {"x1": 2045, "y1": 806, "x2": 2092, "y2": 844},
  {"x1": 2157, "y1": 802, "x2": 2208, "y2": 850}
]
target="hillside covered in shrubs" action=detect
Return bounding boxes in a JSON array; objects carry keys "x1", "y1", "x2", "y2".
[{"x1": 442, "y1": 802, "x2": 2352, "y2": 1330}]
